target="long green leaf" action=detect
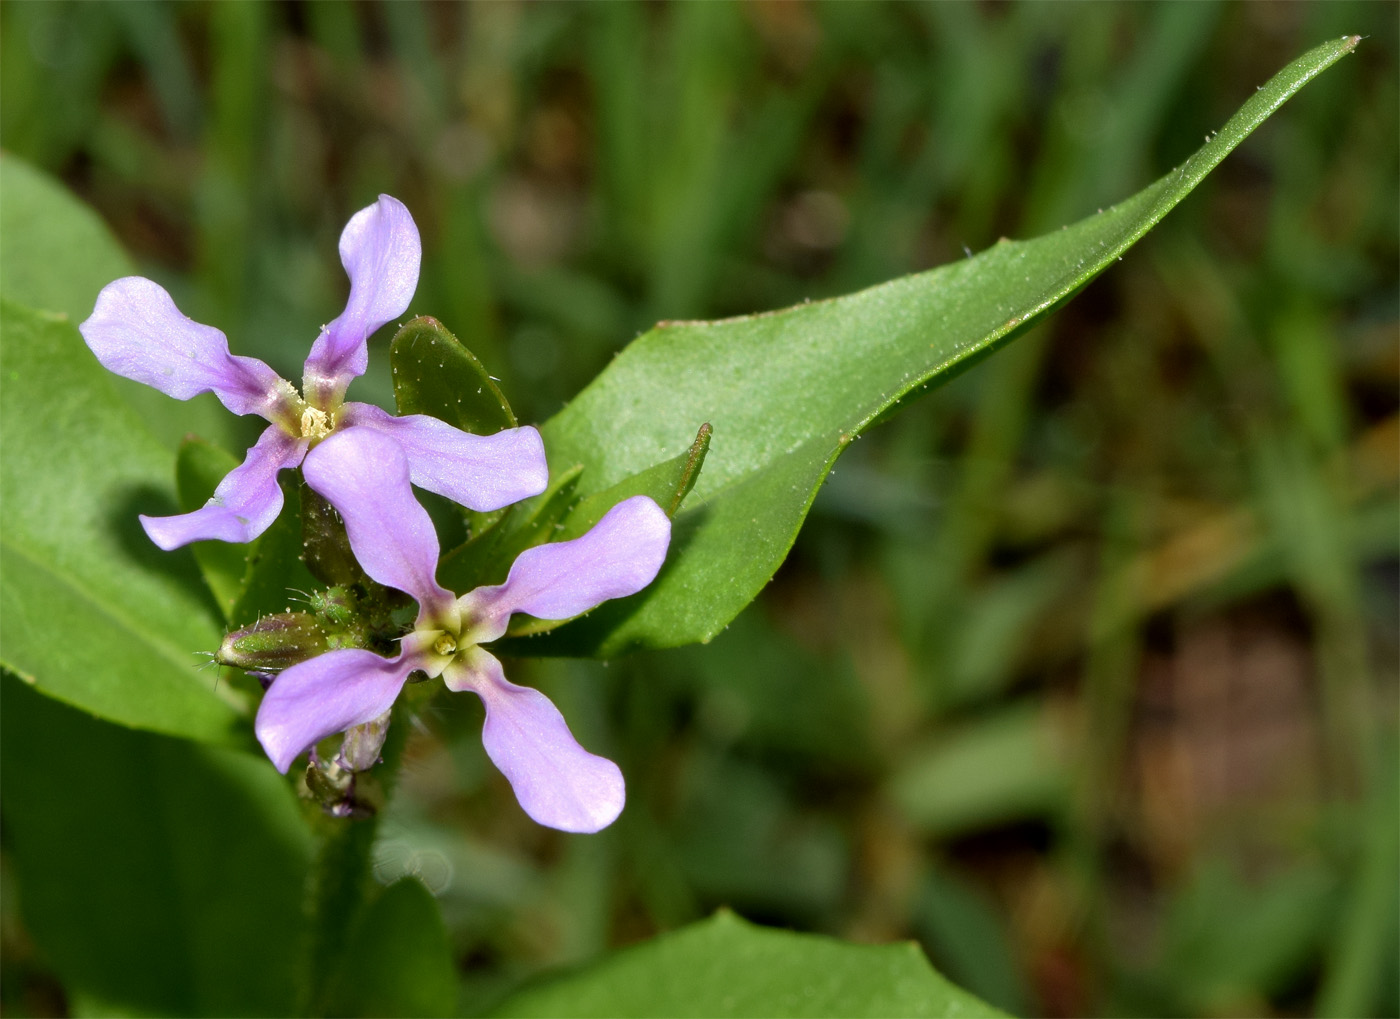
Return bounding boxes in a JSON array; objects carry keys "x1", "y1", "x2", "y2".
[
  {"x1": 0, "y1": 673, "x2": 311, "y2": 1016},
  {"x1": 0, "y1": 301, "x2": 248, "y2": 743},
  {"x1": 0, "y1": 153, "x2": 234, "y2": 451},
  {"x1": 524, "y1": 36, "x2": 1360, "y2": 656},
  {"x1": 491, "y1": 909, "x2": 1005, "y2": 1019}
]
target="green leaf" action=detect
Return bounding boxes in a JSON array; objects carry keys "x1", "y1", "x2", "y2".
[
  {"x1": 0, "y1": 153, "x2": 234, "y2": 452},
  {"x1": 391, "y1": 315, "x2": 517, "y2": 433},
  {"x1": 561, "y1": 422, "x2": 711, "y2": 539},
  {"x1": 501, "y1": 424, "x2": 711, "y2": 640},
  {"x1": 524, "y1": 36, "x2": 1360, "y2": 656},
  {"x1": 0, "y1": 153, "x2": 132, "y2": 319},
  {"x1": 445, "y1": 424, "x2": 709, "y2": 615},
  {"x1": 439, "y1": 465, "x2": 584, "y2": 592},
  {"x1": 0, "y1": 672, "x2": 312, "y2": 1016},
  {"x1": 322, "y1": 878, "x2": 458, "y2": 1019},
  {"x1": 0, "y1": 301, "x2": 247, "y2": 743},
  {"x1": 490, "y1": 909, "x2": 1006, "y2": 1018}
]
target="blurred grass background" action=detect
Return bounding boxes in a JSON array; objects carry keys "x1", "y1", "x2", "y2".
[{"x1": 2, "y1": 2, "x2": 1397, "y2": 1016}]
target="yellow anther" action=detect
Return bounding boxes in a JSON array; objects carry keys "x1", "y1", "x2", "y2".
[
  {"x1": 433, "y1": 634, "x2": 457, "y2": 657},
  {"x1": 300, "y1": 406, "x2": 333, "y2": 439}
]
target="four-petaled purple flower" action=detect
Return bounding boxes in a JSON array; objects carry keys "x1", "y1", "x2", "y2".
[
  {"x1": 255, "y1": 427, "x2": 671, "y2": 833},
  {"x1": 79, "y1": 195, "x2": 547, "y2": 549}
]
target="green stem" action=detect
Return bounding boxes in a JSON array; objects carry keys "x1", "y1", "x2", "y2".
[{"x1": 295, "y1": 705, "x2": 410, "y2": 1016}]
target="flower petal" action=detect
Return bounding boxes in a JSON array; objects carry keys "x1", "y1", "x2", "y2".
[
  {"x1": 255, "y1": 648, "x2": 417, "y2": 773},
  {"x1": 342, "y1": 403, "x2": 549, "y2": 511},
  {"x1": 80, "y1": 277, "x2": 288, "y2": 418},
  {"x1": 303, "y1": 195, "x2": 420, "y2": 397},
  {"x1": 444, "y1": 649, "x2": 624, "y2": 833},
  {"x1": 140, "y1": 426, "x2": 307, "y2": 549},
  {"x1": 465, "y1": 495, "x2": 670, "y2": 627},
  {"x1": 302, "y1": 426, "x2": 455, "y2": 620}
]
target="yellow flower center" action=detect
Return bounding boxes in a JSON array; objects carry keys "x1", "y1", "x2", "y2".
[{"x1": 300, "y1": 406, "x2": 334, "y2": 440}]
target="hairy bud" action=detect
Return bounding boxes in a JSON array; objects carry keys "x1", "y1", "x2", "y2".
[{"x1": 217, "y1": 612, "x2": 330, "y2": 671}]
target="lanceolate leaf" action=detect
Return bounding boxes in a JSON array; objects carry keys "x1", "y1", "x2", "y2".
[{"x1": 522, "y1": 36, "x2": 1360, "y2": 656}]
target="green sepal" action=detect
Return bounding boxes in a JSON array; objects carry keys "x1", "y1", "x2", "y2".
[{"x1": 390, "y1": 315, "x2": 516, "y2": 434}]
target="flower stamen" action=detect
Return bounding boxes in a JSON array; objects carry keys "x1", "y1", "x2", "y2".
[{"x1": 300, "y1": 405, "x2": 334, "y2": 440}]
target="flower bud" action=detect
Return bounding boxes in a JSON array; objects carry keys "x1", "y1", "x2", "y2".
[
  {"x1": 217, "y1": 612, "x2": 330, "y2": 671},
  {"x1": 337, "y1": 710, "x2": 391, "y2": 773},
  {"x1": 308, "y1": 585, "x2": 358, "y2": 630}
]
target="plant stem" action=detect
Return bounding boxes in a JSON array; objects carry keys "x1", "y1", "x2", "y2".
[{"x1": 295, "y1": 704, "x2": 410, "y2": 1016}]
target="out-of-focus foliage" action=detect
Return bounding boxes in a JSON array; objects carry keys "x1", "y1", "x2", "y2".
[{"x1": 1, "y1": 3, "x2": 1395, "y2": 1017}]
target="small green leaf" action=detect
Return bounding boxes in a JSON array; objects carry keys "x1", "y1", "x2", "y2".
[
  {"x1": 391, "y1": 315, "x2": 516, "y2": 433},
  {"x1": 502, "y1": 424, "x2": 710, "y2": 641},
  {"x1": 0, "y1": 672, "x2": 312, "y2": 1017},
  {"x1": 0, "y1": 301, "x2": 247, "y2": 743},
  {"x1": 490, "y1": 909, "x2": 1006, "y2": 1018},
  {"x1": 561, "y1": 422, "x2": 711, "y2": 540},
  {"x1": 529, "y1": 36, "x2": 1361, "y2": 656},
  {"x1": 438, "y1": 465, "x2": 583, "y2": 592},
  {"x1": 322, "y1": 879, "x2": 457, "y2": 1019},
  {"x1": 445, "y1": 424, "x2": 708, "y2": 611}
]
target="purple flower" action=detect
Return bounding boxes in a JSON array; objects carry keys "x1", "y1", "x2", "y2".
[
  {"x1": 255, "y1": 427, "x2": 671, "y2": 833},
  {"x1": 79, "y1": 195, "x2": 547, "y2": 549}
]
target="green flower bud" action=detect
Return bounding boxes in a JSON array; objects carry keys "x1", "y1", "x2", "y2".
[{"x1": 217, "y1": 612, "x2": 331, "y2": 671}]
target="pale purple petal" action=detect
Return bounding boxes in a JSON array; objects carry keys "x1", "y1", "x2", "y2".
[
  {"x1": 444, "y1": 649, "x2": 624, "y2": 833},
  {"x1": 302, "y1": 427, "x2": 455, "y2": 620},
  {"x1": 140, "y1": 426, "x2": 307, "y2": 549},
  {"x1": 255, "y1": 648, "x2": 418, "y2": 773},
  {"x1": 303, "y1": 196, "x2": 420, "y2": 395},
  {"x1": 465, "y1": 496, "x2": 670, "y2": 626},
  {"x1": 80, "y1": 277, "x2": 289, "y2": 419},
  {"x1": 342, "y1": 403, "x2": 549, "y2": 511}
]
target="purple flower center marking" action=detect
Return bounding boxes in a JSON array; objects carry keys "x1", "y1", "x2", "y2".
[
  {"x1": 254, "y1": 427, "x2": 671, "y2": 833},
  {"x1": 79, "y1": 195, "x2": 548, "y2": 549}
]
